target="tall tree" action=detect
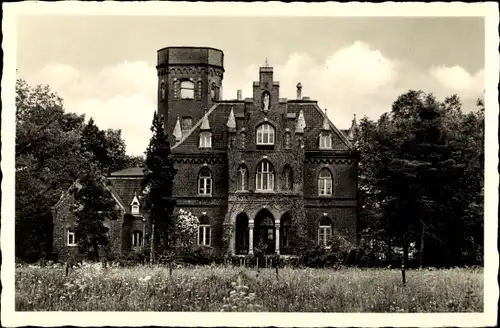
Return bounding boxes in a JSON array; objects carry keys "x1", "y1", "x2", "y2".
[
  {"x1": 81, "y1": 119, "x2": 128, "y2": 175},
  {"x1": 72, "y1": 170, "x2": 121, "y2": 261},
  {"x1": 141, "y1": 112, "x2": 177, "y2": 263},
  {"x1": 357, "y1": 90, "x2": 484, "y2": 267},
  {"x1": 15, "y1": 79, "x2": 92, "y2": 261}
]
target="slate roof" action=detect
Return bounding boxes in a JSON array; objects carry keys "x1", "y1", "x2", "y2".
[
  {"x1": 172, "y1": 101, "x2": 354, "y2": 153},
  {"x1": 107, "y1": 167, "x2": 145, "y2": 213}
]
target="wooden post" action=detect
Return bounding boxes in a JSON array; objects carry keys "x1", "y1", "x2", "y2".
[
  {"x1": 64, "y1": 262, "x2": 69, "y2": 276},
  {"x1": 169, "y1": 261, "x2": 173, "y2": 277},
  {"x1": 401, "y1": 252, "x2": 406, "y2": 285},
  {"x1": 274, "y1": 259, "x2": 279, "y2": 280}
]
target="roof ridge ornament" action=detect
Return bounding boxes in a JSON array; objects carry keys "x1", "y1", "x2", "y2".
[
  {"x1": 200, "y1": 108, "x2": 211, "y2": 130},
  {"x1": 322, "y1": 108, "x2": 331, "y2": 131},
  {"x1": 173, "y1": 114, "x2": 182, "y2": 141},
  {"x1": 226, "y1": 107, "x2": 236, "y2": 129},
  {"x1": 295, "y1": 109, "x2": 306, "y2": 133}
]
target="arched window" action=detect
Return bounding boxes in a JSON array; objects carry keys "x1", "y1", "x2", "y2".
[
  {"x1": 319, "y1": 132, "x2": 333, "y2": 149},
  {"x1": 237, "y1": 164, "x2": 248, "y2": 191},
  {"x1": 198, "y1": 168, "x2": 212, "y2": 195},
  {"x1": 318, "y1": 217, "x2": 332, "y2": 247},
  {"x1": 256, "y1": 123, "x2": 275, "y2": 145},
  {"x1": 256, "y1": 160, "x2": 274, "y2": 191},
  {"x1": 282, "y1": 165, "x2": 293, "y2": 191},
  {"x1": 132, "y1": 230, "x2": 143, "y2": 247},
  {"x1": 199, "y1": 131, "x2": 212, "y2": 148},
  {"x1": 198, "y1": 216, "x2": 211, "y2": 246},
  {"x1": 160, "y1": 82, "x2": 166, "y2": 101},
  {"x1": 180, "y1": 80, "x2": 195, "y2": 99},
  {"x1": 211, "y1": 82, "x2": 216, "y2": 100},
  {"x1": 318, "y1": 168, "x2": 333, "y2": 196}
]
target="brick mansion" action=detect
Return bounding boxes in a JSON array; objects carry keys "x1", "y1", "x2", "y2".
[{"x1": 53, "y1": 46, "x2": 359, "y2": 260}]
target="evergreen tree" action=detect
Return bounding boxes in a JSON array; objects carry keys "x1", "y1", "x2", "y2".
[
  {"x1": 142, "y1": 112, "x2": 177, "y2": 263},
  {"x1": 72, "y1": 170, "x2": 120, "y2": 261}
]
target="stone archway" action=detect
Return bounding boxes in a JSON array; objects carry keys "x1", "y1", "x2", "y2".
[{"x1": 254, "y1": 209, "x2": 275, "y2": 254}]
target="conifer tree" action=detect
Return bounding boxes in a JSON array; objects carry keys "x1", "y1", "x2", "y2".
[
  {"x1": 72, "y1": 169, "x2": 120, "y2": 261},
  {"x1": 142, "y1": 112, "x2": 177, "y2": 263}
]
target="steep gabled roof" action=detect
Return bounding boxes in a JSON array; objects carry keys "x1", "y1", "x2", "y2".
[{"x1": 172, "y1": 103, "x2": 219, "y2": 150}]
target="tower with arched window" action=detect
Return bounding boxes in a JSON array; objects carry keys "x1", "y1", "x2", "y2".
[{"x1": 156, "y1": 47, "x2": 224, "y2": 142}]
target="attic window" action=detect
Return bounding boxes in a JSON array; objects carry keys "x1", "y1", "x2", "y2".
[
  {"x1": 319, "y1": 132, "x2": 332, "y2": 149},
  {"x1": 131, "y1": 204, "x2": 140, "y2": 215},
  {"x1": 182, "y1": 117, "x2": 193, "y2": 131},
  {"x1": 199, "y1": 131, "x2": 212, "y2": 148}
]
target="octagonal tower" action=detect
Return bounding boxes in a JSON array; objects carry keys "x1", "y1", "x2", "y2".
[{"x1": 156, "y1": 47, "x2": 224, "y2": 144}]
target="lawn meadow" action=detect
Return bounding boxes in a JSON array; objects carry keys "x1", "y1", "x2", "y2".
[{"x1": 16, "y1": 263, "x2": 483, "y2": 312}]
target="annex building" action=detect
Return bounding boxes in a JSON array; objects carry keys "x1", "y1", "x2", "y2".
[{"x1": 53, "y1": 46, "x2": 359, "y2": 261}]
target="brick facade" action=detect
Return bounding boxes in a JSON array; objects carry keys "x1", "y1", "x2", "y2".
[{"x1": 52, "y1": 46, "x2": 359, "y2": 260}]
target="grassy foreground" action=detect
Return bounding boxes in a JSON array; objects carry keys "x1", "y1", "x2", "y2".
[{"x1": 16, "y1": 263, "x2": 483, "y2": 312}]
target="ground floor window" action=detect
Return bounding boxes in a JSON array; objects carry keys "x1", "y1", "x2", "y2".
[
  {"x1": 67, "y1": 228, "x2": 77, "y2": 246},
  {"x1": 198, "y1": 217, "x2": 211, "y2": 246},
  {"x1": 132, "y1": 230, "x2": 143, "y2": 247},
  {"x1": 318, "y1": 217, "x2": 332, "y2": 247}
]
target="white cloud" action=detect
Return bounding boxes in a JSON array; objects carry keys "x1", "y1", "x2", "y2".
[
  {"x1": 25, "y1": 42, "x2": 484, "y2": 155},
  {"x1": 26, "y1": 61, "x2": 157, "y2": 156},
  {"x1": 430, "y1": 65, "x2": 484, "y2": 98}
]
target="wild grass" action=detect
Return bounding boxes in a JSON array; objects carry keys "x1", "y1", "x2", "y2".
[{"x1": 15, "y1": 263, "x2": 483, "y2": 312}]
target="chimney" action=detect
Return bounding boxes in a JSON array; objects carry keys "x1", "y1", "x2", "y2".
[
  {"x1": 296, "y1": 83, "x2": 302, "y2": 100},
  {"x1": 237, "y1": 90, "x2": 242, "y2": 101}
]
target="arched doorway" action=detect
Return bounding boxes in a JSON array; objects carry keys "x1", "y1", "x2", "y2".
[
  {"x1": 235, "y1": 213, "x2": 249, "y2": 255},
  {"x1": 254, "y1": 209, "x2": 275, "y2": 254}
]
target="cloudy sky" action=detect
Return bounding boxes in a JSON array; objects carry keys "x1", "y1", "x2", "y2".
[{"x1": 17, "y1": 15, "x2": 485, "y2": 155}]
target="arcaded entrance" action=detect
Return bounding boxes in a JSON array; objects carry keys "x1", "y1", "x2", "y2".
[{"x1": 254, "y1": 209, "x2": 275, "y2": 254}]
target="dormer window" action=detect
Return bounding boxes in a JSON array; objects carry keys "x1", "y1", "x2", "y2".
[
  {"x1": 256, "y1": 123, "x2": 275, "y2": 145},
  {"x1": 319, "y1": 132, "x2": 332, "y2": 149},
  {"x1": 180, "y1": 80, "x2": 195, "y2": 99},
  {"x1": 199, "y1": 131, "x2": 212, "y2": 148},
  {"x1": 130, "y1": 194, "x2": 140, "y2": 215}
]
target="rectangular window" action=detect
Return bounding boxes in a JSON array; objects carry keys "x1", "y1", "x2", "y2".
[
  {"x1": 131, "y1": 205, "x2": 140, "y2": 215},
  {"x1": 132, "y1": 231, "x2": 143, "y2": 247},
  {"x1": 198, "y1": 226, "x2": 211, "y2": 246},
  {"x1": 67, "y1": 228, "x2": 77, "y2": 246},
  {"x1": 199, "y1": 132, "x2": 212, "y2": 148},
  {"x1": 320, "y1": 134, "x2": 332, "y2": 149},
  {"x1": 318, "y1": 227, "x2": 332, "y2": 246},
  {"x1": 199, "y1": 178, "x2": 212, "y2": 195}
]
